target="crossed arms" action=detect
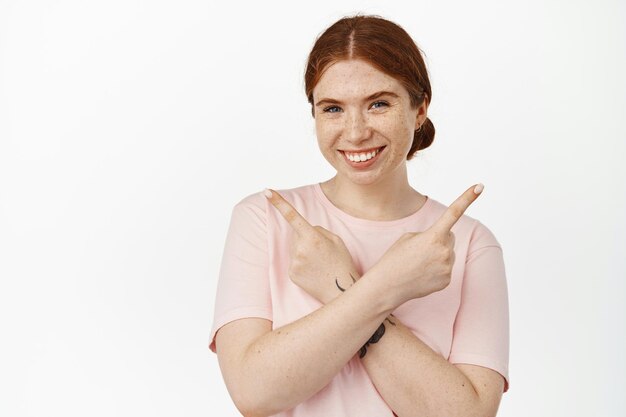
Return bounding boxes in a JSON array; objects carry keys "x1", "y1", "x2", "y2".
[{"x1": 215, "y1": 186, "x2": 506, "y2": 417}]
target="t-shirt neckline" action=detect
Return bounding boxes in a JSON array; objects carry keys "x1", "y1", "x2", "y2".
[{"x1": 312, "y1": 182, "x2": 432, "y2": 228}]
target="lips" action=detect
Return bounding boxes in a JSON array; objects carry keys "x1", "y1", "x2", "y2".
[{"x1": 340, "y1": 146, "x2": 385, "y2": 169}]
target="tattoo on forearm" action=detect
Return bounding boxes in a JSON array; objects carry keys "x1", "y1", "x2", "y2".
[
  {"x1": 335, "y1": 273, "x2": 357, "y2": 292},
  {"x1": 359, "y1": 315, "x2": 396, "y2": 358},
  {"x1": 333, "y1": 273, "x2": 397, "y2": 358}
]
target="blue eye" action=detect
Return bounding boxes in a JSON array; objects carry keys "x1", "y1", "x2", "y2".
[
  {"x1": 323, "y1": 106, "x2": 342, "y2": 113},
  {"x1": 371, "y1": 101, "x2": 389, "y2": 109}
]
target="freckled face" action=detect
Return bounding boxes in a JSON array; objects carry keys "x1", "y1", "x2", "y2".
[{"x1": 312, "y1": 59, "x2": 425, "y2": 186}]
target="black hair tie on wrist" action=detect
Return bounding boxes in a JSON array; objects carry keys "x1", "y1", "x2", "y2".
[{"x1": 359, "y1": 323, "x2": 386, "y2": 358}]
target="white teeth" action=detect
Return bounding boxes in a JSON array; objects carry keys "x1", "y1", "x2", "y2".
[{"x1": 345, "y1": 148, "x2": 380, "y2": 163}]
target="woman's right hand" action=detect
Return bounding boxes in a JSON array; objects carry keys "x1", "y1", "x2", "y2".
[
  {"x1": 265, "y1": 189, "x2": 360, "y2": 304},
  {"x1": 369, "y1": 184, "x2": 484, "y2": 307}
]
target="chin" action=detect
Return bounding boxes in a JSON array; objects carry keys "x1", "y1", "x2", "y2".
[{"x1": 340, "y1": 170, "x2": 385, "y2": 186}]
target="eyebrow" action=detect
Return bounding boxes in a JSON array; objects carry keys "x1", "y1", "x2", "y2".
[{"x1": 314, "y1": 91, "x2": 400, "y2": 107}]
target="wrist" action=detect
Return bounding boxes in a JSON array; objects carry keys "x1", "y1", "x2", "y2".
[
  {"x1": 360, "y1": 265, "x2": 402, "y2": 312},
  {"x1": 324, "y1": 269, "x2": 360, "y2": 304}
]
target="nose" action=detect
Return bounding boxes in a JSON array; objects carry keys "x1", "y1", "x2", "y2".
[{"x1": 343, "y1": 110, "x2": 372, "y2": 144}]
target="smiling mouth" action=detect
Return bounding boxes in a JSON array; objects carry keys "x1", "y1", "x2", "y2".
[{"x1": 341, "y1": 146, "x2": 386, "y2": 163}]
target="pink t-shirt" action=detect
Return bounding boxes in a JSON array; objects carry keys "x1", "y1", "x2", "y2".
[{"x1": 209, "y1": 183, "x2": 510, "y2": 416}]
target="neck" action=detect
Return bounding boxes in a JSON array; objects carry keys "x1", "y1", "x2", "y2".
[{"x1": 321, "y1": 166, "x2": 425, "y2": 221}]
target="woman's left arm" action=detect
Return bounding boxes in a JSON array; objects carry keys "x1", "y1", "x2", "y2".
[
  {"x1": 357, "y1": 237, "x2": 509, "y2": 417},
  {"x1": 355, "y1": 303, "x2": 504, "y2": 417}
]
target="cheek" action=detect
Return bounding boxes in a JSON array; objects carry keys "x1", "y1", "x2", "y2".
[
  {"x1": 393, "y1": 112, "x2": 416, "y2": 139},
  {"x1": 377, "y1": 115, "x2": 415, "y2": 154},
  {"x1": 315, "y1": 120, "x2": 339, "y2": 145},
  {"x1": 375, "y1": 114, "x2": 411, "y2": 139}
]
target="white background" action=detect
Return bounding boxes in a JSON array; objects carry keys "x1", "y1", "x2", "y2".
[{"x1": 1, "y1": 0, "x2": 625, "y2": 416}]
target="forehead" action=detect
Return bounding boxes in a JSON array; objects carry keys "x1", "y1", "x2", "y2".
[{"x1": 313, "y1": 59, "x2": 407, "y2": 100}]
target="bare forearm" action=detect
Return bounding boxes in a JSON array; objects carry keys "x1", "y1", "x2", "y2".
[
  {"x1": 360, "y1": 316, "x2": 488, "y2": 417},
  {"x1": 238, "y1": 275, "x2": 393, "y2": 416}
]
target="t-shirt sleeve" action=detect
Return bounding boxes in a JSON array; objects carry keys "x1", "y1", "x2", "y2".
[
  {"x1": 208, "y1": 192, "x2": 273, "y2": 353},
  {"x1": 448, "y1": 220, "x2": 510, "y2": 392}
]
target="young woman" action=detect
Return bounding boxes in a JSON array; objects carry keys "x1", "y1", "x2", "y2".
[{"x1": 210, "y1": 15, "x2": 509, "y2": 417}]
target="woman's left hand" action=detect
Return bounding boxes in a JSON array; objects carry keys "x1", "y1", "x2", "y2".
[{"x1": 265, "y1": 189, "x2": 359, "y2": 304}]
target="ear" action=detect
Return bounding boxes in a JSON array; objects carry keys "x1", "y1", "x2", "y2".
[{"x1": 414, "y1": 95, "x2": 429, "y2": 129}]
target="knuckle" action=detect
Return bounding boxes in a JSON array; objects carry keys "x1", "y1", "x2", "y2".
[
  {"x1": 283, "y1": 208, "x2": 297, "y2": 223},
  {"x1": 303, "y1": 237, "x2": 322, "y2": 250},
  {"x1": 435, "y1": 277, "x2": 450, "y2": 292},
  {"x1": 431, "y1": 232, "x2": 445, "y2": 244},
  {"x1": 303, "y1": 232, "x2": 319, "y2": 244},
  {"x1": 294, "y1": 245, "x2": 307, "y2": 257},
  {"x1": 449, "y1": 205, "x2": 462, "y2": 219},
  {"x1": 440, "y1": 246, "x2": 452, "y2": 262}
]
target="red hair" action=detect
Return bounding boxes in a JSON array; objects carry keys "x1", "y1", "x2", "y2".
[{"x1": 305, "y1": 15, "x2": 435, "y2": 160}]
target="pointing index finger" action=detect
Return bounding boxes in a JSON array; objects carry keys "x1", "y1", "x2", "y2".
[
  {"x1": 431, "y1": 183, "x2": 484, "y2": 233},
  {"x1": 264, "y1": 188, "x2": 314, "y2": 235}
]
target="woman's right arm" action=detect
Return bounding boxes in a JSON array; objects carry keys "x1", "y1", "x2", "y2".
[{"x1": 215, "y1": 271, "x2": 394, "y2": 417}]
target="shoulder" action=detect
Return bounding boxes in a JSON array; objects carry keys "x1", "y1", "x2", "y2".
[{"x1": 228, "y1": 191, "x2": 267, "y2": 230}]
